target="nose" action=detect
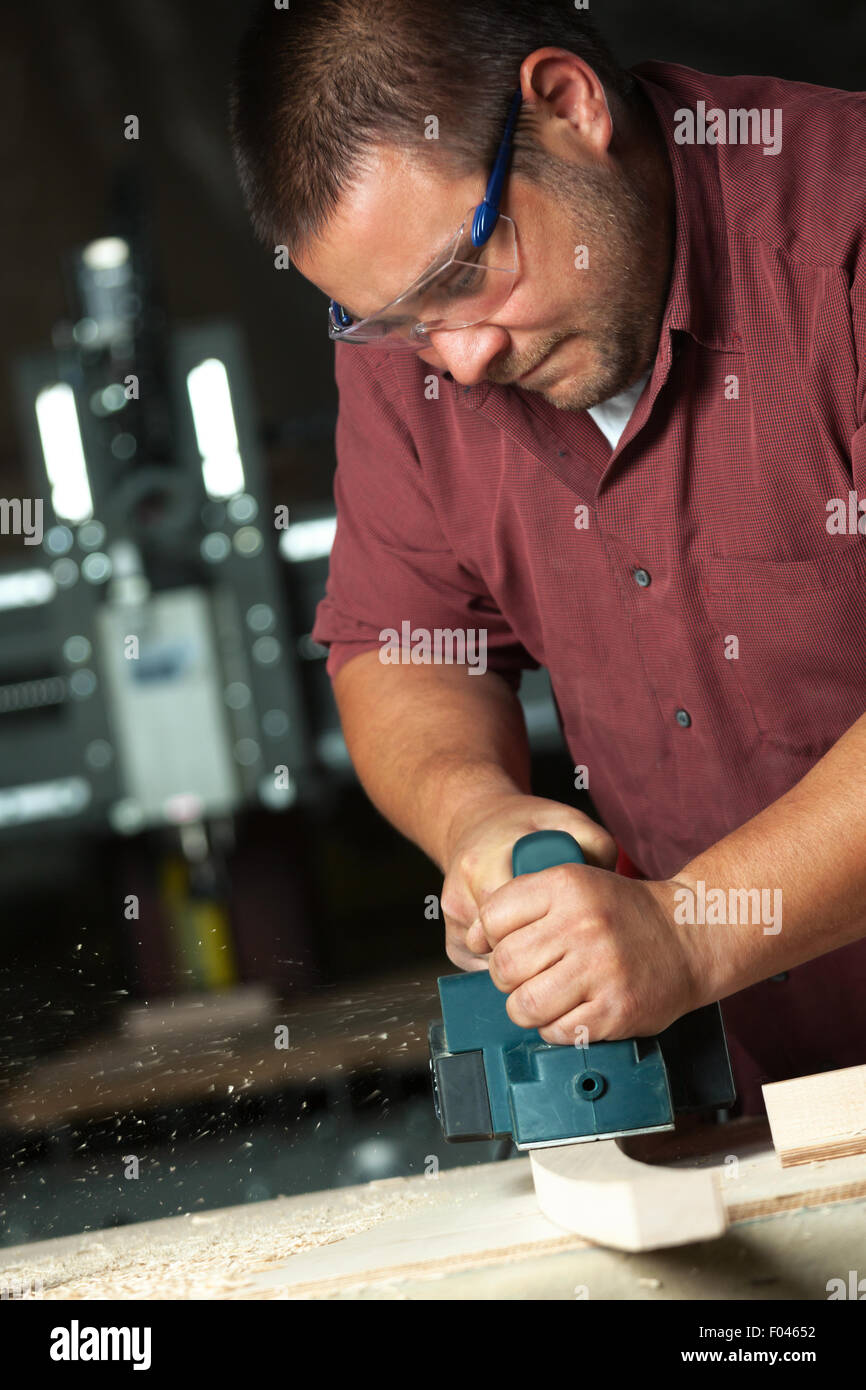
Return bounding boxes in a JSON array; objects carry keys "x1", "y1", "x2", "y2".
[{"x1": 420, "y1": 325, "x2": 511, "y2": 387}]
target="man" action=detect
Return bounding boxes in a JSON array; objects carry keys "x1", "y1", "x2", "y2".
[{"x1": 231, "y1": 0, "x2": 866, "y2": 1113}]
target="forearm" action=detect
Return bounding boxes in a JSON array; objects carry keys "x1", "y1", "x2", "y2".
[
  {"x1": 674, "y1": 710, "x2": 866, "y2": 1003},
  {"x1": 333, "y1": 650, "x2": 532, "y2": 870}
]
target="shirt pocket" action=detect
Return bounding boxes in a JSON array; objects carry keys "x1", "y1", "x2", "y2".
[{"x1": 698, "y1": 541, "x2": 866, "y2": 754}]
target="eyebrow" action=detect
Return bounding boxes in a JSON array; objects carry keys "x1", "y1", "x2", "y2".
[{"x1": 338, "y1": 221, "x2": 464, "y2": 322}]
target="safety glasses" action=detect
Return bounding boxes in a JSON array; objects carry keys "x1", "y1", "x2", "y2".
[{"x1": 329, "y1": 90, "x2": 522, "y2": 351}]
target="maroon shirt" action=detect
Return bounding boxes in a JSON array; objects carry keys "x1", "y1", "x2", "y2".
[{"x1": 313, "y1": 62, "x2": 866, "y2": 1111}]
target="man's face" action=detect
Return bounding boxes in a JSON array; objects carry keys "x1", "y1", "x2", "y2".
[{"x1": 295, "y1": 114, "x2": 669, "y2": 411}]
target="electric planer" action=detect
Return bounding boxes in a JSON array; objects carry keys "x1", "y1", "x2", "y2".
[{"x1": 429, "y1": 829, "x2": 735, "y2": 1150}]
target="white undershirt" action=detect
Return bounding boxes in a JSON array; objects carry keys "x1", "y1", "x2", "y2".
[{"x1": 586, "y1": 369, "x2": 652, "y2": 450}]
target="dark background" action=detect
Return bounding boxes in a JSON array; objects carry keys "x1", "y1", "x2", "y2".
[{"x1": 0, "y1": 0, "x2": 863, "y2": 1249}]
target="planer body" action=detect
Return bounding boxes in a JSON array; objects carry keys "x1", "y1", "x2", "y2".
[{"x1": 428, "y1": 830, "x2": 735, "y2": 1150}]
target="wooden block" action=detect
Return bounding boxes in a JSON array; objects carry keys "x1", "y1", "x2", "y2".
[
  {"x1": 763, "y1": 1064, "x2": 866, "y2": 1167},
  {"x1": 529, "y1": 1138, "x2": 726, "y2": 1252}
]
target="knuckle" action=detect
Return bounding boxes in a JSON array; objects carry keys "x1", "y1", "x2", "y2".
[
  {"x1": 491, "y1": 940, "x2": 518, "y2": 987},
  {"x1": 477, "y1": 902, "x2": 498, "y2": 941},
  {"x1": 453, "y1": 849, "x2": 479, "y2": 885},
  {"x1": 579, "y1": 909, "x2": 617, "y2": 951},
  {"x1": 539, "y1": 1022, "x2": 565, "y2": 1044},
  {"x1": 441, "y1": 910, "x2": 463, "y2": 942},
  {"x1": 597, "y1": 903, "x2": 618, "y2": 933},
  {"x1": 439, "y1": 889, "x2": 460, "y2": 921},
  {"x1": 548, "y1": 863, "x2": 579, "y2": 894},
  {"x1": 439, "y1": 882, "x2": 471, "y2": 926},
  {"x1": 509, "y1": 980, "x2": 540, "y2": 1027},
  {"x1": 582, "y1": 892, "x2": 614, "y2": 926},
  {"x1": 608, "y1": 989, "x2": 639, "y2": 1038}
]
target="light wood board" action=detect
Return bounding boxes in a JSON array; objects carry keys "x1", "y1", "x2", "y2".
[{"x1": 763, "y1": 1064, "x2": 866, "y2": 1167}]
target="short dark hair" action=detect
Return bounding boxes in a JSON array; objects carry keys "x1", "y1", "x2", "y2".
[{"x1": 229, "y1": 0, "x2": 637, "y2": 256}]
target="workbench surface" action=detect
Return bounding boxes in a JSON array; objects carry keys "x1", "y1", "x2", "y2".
[{"x1": 3, "y1": 1120, "x2": 866, "y2": 1299}]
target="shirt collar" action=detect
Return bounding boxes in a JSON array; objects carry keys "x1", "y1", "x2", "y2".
[{"x1": 632, "y1": 64, "x2": 740, "y2": 353}]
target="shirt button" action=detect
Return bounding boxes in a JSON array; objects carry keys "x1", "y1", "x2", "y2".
[
  {"x1": 675, "y1": 709, "x2": 692, "y2": 728},
  {"x1": 633, "y1": 567, "x2": 651, "y2": 588},
  {"x1": 770, "y1": 972, "x2": 789, "y2": 983}
]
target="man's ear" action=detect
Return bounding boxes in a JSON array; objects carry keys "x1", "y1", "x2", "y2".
[{"x1": 519, "y1": 47, "x2": 614, "y2": 158}]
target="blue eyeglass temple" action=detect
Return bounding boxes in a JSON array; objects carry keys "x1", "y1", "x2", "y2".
[
  {"x1": 471, "y1": 88, "x2": 523, "y2": 248},
  {"x1": 331, "y1": 88, "x2": 522, "y2": 330}
]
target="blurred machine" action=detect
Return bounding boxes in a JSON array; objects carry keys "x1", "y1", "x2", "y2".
[
  {"x1": 6, "y1": 240, "x2": 311, "y2": 841},
  {"x1": 0, "y1": 180, "x2": 333, "y2": 997}
]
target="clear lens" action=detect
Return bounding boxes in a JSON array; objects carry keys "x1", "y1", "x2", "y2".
[{"x1": 329, "y1": 213, "x2": 518, "y2": 349}]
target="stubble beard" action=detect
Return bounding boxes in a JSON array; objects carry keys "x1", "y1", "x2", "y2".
[{"x1": 509, "y1": 152, "x2": 670, "y2": 412}]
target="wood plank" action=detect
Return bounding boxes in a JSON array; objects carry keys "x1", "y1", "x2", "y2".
[
  {"x1": 249, "y1": 1123, "x2": 866, "y2": 1294},
  {"x1": 762, "y1": 1064, "x2": 866, "y2": 1167},
  {"x1": 6, "y1": 1120, "x2": 866, "y2": 1298},
  {"x1": 529, "y1": 1137, "x2": 726, "y2": 1252},
  {"x1": 141, "y1": 1129, "x2": 866, "y2": 1294},
  {"x1": 247, "y1": 1162, "x2": 576, "y2": 1297}
]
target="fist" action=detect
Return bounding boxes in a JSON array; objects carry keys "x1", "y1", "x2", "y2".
[
  {"x1": 477, "y1": 861, "x2": 701, "y2": 1042},
  {"x1": 439, "y1": 793, "x2": 617, "y2": 972}
]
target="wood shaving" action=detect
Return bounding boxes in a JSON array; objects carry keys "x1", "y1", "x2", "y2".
[{"x1": 0, "y1": 1173, "x2": 443, "y2": 1300}]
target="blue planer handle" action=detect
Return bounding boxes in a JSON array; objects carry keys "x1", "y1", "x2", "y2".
[{"x1": 512, "y1": 828, "x2": 586, "y2": 878}]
